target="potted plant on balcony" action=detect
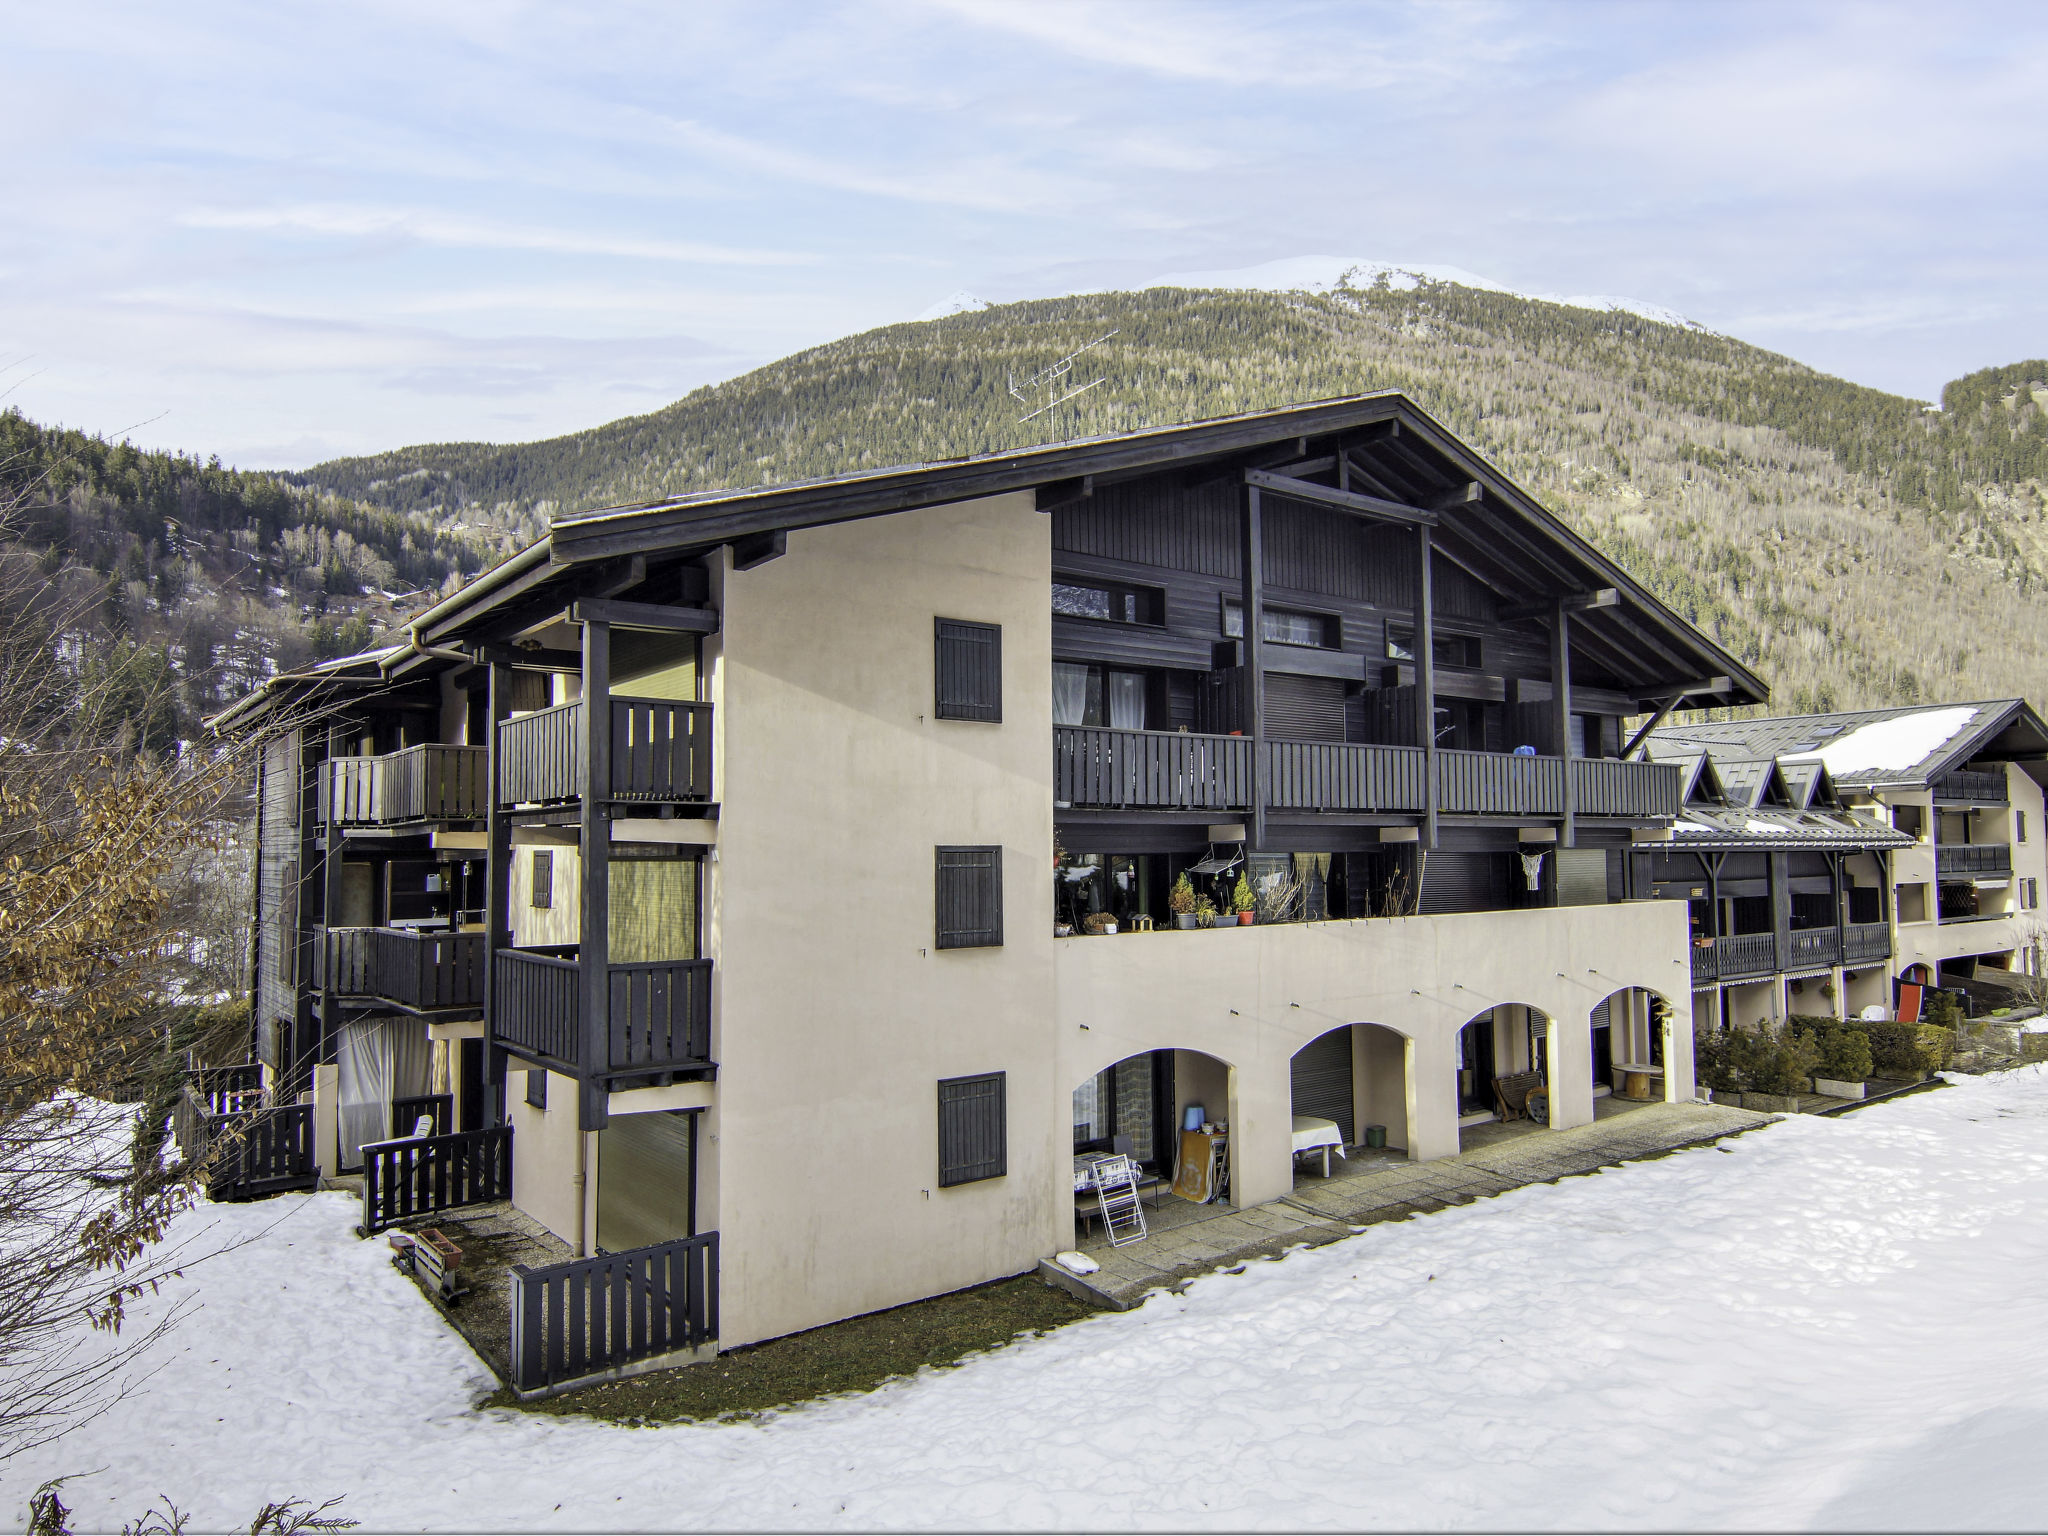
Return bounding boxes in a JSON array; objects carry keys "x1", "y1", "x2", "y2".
[
  {"x1": 1170, "y1": 872, "x2": 1198, "y2": 930},
  {"x1": 1193, "y1": 894, "x2": 1219, "y2": 929},
  {"x1": 1232, "y1": 874, "x2": 1257, "y2": 926}
]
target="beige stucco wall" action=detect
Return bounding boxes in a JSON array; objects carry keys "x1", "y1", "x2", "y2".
[
  {"x1": 1886, "y1": 765, "x2": 2048, "y2": 978},
  {"x1": 1054, "y1": 899, "x2": 1693, "y2": 1216},
  {"x1": 509, "y1": 1069, "x2": 586, "y2": 1247},
  {"x1": 707, "y1": 491, "x2": 1058, "y2": 1349}
]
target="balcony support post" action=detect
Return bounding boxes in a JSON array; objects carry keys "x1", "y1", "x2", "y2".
[
  {"x1": 1240, "y1": 483, "x2": 1266, "y2": 850},
  {"x1": 1550, "y1": 597, "x2": 1575, "y2": 848},
  {"x1": 318, "y1": 724, "x2": 347, "y2": 1058},
  {"x1": 579, "y1": 620, "x2": 612, "y2": 1132},
  {"x1": 1769, "y1": 851, "x2": 1792, "y2": 978},
  {"x1": 1830, "y1": 852, "x2": 1848, "y2": 993},
  {"x1": 1416, "y1": 525, "x2": 1438, "y2": 850},
  {"x1": 481, "y1": 663, "x2": 513, "y2": 1118}
]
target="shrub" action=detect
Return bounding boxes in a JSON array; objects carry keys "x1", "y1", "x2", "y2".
[
  {"x1": 1924, "y1": 989, "x2": 1965, "y2": 1032},
  {"x1": 1168, "y1": 872, "x2": 1196, "y2": 916},
  {"x1": 1231, "y1": 874, "x2": 1256, "y2": 913},
  {"x1": 1814, "y1": 1025, "x2": 1874, "y2": 1084},
  {"x1": 1693, "y1": 1026, "x2": 1737, "y2": 1092},
  {"x1": 1861, "y1": 1020, "x2": 1953, "y2": 1078},
  {"x1": 1700, "y1": 1019, "x2": 1818, "y2": 1096}
]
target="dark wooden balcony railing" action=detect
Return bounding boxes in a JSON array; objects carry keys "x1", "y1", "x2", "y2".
[
  {"x1": 493, "y1": 951, "x2": 713, "y2": 1083},
  {"x1": 1054, "y1": 726, "x2": 1253, "y2": 811},
  {"x1": 321, "y1": 745, "x2": 487, "y2": 825},
  {"x1": 510, "y1": 1232, "x2": 719, "y2": 1397},
  {"x1": 316, "y1": 927, "x2": 486, "y2": 1012},
  {"x1": 1264, "y1": 740, "x2": 1426, "y2": 813},
  {"x1": 1055, "y1": 730, "x2": 1677, "y2": 820},
  {"x1": 1786, "y1": 928, "x2": 1843, "y2": 971},
  {"x1": 1844, "y1": 922, "x2": 1892, "y2": 965},
  {"x1": 497, "y1": 698, "x2": 714, "y2": 808},
  {"x1": 1934, "y1": 769, "x2": 2007, "y2": 805},
  {"x1": 1692, "y1": 931, "x2": 1779, "y2": 983},
  {"x1": 1937, "y1": 842, "x2": 2011, "y2": 877}
]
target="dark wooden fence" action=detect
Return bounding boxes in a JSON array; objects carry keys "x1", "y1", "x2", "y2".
[
  {"x1": 1264, "y1": 740, "x2": 1426, "y2": 812},
  {"x1": 359, "y1": 1126, "x2": 513, "y2": 1235},
  {"x1": 509, "y1": 1233, "x2": 719, "y2": 1396},
  {"x1": 1844, "y1": 922, "x2": 1892, "y2": 965},
  {"x1": 1937, "y1": 842, "x2": 2011, "y2": 877},
  {"x1": 1570, "y1": 756, "x2": 1680, "y2": 819},
  {"x1": 493, "y1": 950, "x2": 582, "y2": 1068},
  {"x1": 1934, "y1": 769, "x2": 2007, "y2": 805},
  {"x1": 607, "y1": 960, "x2": 714, "y2": 1076},
  {"x1": 1435, "y1": 749, "x2": 1565, "y2": 816},
  {"x1": 174, "y1": 1090, "x2": 318, "y2": 1202},
  {"x1": 1053, "y1": 726, "x2": 1252, "y2": 811},
  {"x1": 190, "y1": 1063, "x2": 265, "y2": 1117},
  {"x1": 1786, "y1": 928, "x2": 1843, "y2": 971},
  {"x1": 1693, "y1": 931, "x2": 1778, "y2": 983},
  {"x1": 318, "y1": 927, "x2": 486, "y2": 1012},
  {"x1": 611, "y1": 699, "x2": 713, "y2": 803},
  {"x1": 498, "y1": 701, "x2": 583, "y2": 806},
  {"x1": 321, "y1": 745, "x2": 487, "y2": 824}
]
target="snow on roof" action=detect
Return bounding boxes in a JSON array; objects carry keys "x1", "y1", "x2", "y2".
[{"x1": 1782, "y1": 705, "x2": 1979, "y2": 778}]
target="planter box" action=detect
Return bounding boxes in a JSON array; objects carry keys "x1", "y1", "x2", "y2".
[
  {"x1": 1814, "y1": 1077, "x2": 1867, "y2": 1100},
  {"x1": 1741, "y1": 1092, "x2": 1803, "y2": 1113}
]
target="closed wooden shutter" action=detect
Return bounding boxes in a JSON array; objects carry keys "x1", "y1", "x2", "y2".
[
  {"x1": 1264, "y1": 674, "x2": 1345, "y2": 741},
  {"x1": 935, "y1": 846, "x2": 1003, "y2": 949},
  {"x1": 1419, "y1": 851, "x2": 1504, "y2": 914},
  {"x1": 937, "y1": 1072, "x2": 1007, "y2": 1186},
  {"x1": 935, "y1": 619, "x2": 1002, "y2": 722},
  {"x1": 1290, "y1": 1028, "x2": 1355, "y2": 1145}
]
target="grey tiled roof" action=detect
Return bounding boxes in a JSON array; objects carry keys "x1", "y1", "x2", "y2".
[{"x1": 1651, "y1": 700, "x2": 2034, "y2": 787}]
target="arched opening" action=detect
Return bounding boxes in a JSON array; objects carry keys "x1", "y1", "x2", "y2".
[
  {"x1": 1456, "y1": 1004, "x2": 1552, "y2": 1149},
  {"x1": 1069, "y1": 1047, "x2": 1233, "y2": 1253},
  {"x1": 1288, "y1": 1023, "x2": 1411, "y2": 1187},
  {"x1": 1592, "y1": 986, "x2": 1676, "y2": 1114}
]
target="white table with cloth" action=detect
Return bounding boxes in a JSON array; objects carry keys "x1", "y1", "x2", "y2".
[{"x1": 1291, "y1": 1115, "x2": 1346, "y2": 1178}]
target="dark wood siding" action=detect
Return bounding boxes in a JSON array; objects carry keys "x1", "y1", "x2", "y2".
[
  {"x1": 934, "y1": 618, "x2": 1002, "y2": 722},
  {"x1": 937, "y1": 1072, "x2": 1007, "y2": 1186},
  {"x1": 1289, "y1": 1028, "x2": 1355, "y2": 1146},
  {"x1": 935, "y1": 846, "x2": 1003, "y2": 949}
]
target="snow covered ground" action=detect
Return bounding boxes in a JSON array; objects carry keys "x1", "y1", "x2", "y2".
[{"x1": 9, "y1": 1071, "x2": 2048, "y2": 1532}]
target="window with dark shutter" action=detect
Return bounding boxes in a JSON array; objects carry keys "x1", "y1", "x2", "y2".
[
  {"x1": 531, "y1": 849, "x2": 553, "y2": 909},
  {"x1": 937, "y1": 1071, "x2": 1006, "y2": 1186},
  {"x1": 935, "y1": 846, "x2": 1003, "y2": 949},
  {"x1": 935, "y1": 619, "x2": 1002, "y2": 722},
  {"x1": 525, "y1": 1069, "x2": 548, "y2": 1110}
]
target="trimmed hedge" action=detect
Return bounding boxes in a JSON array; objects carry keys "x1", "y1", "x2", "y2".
[{"x1": 1787, "y1": 1013, "x2": 1952, "y2": 1079}]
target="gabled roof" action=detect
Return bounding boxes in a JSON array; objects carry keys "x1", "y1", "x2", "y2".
[
  {"x1": 1645, "y1": 738, "x2": 1909, "y2": 851},
  {"x1": 1652, "y1": 699, "x2": 2048, "y2": 788}
]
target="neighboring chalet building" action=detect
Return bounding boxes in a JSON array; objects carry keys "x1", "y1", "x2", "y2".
[
  {"x1": 213, "y1": 392, "x2": 1768, "y2": 1361},
  {"x1": 1649, "y1": 701, "x2": 2048, "y2": 1023}
]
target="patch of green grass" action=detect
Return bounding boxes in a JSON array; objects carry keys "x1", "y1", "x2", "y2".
[{"x1": 488, "y1": 1274, "x2": 1098, "y2": 1424}]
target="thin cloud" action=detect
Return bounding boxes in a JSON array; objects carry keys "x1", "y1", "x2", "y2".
[{"x1": 179, "y1": 204, "x2": 818, "y2": 267}]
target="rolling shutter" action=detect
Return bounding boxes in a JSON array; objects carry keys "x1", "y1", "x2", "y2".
[
  {"x1": 935, "y1": 846, "x2": 1004, "y2": 949},
  {"x1": 1418, "y1": 851, "x2": 1504, "y2": 914},
  {"x1": 1556, "y1": 849, "x2": 1607, "y2": 907},
  {"x1": 934, "y1": 619, "x2": 1002, "y2": 722},
  {"x1": 937, "y1": 1072, "x2": 1007, "y2": 1186},
  {"x1": 1264, "y1": 673, "x2": 1346, "y2": 741},
  {"x1": 1289, "y1": 1028, "x2": 1355, "y2": 1146}
]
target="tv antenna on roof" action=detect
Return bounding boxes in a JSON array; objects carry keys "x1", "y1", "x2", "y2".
[{"x1": 1009, "y1": 331, "x2": 1117, "y2": 424}]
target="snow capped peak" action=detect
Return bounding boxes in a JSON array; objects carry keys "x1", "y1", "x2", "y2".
[
  {"x1": 913, "y1": 289, "x2": 994, "y2": 322},
  {"x1": 1143, "y1": 255, "x2": 1712, "y2": 333}
]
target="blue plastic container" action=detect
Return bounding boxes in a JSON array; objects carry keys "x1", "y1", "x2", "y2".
[{"x1": 1183, "y1": 1105, "x2": 1206, "y2": 1132}]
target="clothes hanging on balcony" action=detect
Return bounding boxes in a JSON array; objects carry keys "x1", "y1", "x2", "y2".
[{"x1": 336, "y1": 1019, "x2": 433, "y2": 1171}]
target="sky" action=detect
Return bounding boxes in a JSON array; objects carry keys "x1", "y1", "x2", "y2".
[{"x1": 3, "y1": 0, "x2": 2044, "y2": 469}]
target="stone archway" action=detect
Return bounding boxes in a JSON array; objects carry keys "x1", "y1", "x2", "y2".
[
  {"x1": 1286, "y1": 1023, "x2": 1413, "y2": 1181},
  {"x1": 1592, "y1": 986, "x2": 1679, "y2": 1106},
  {"x1": 1068, "y1": 1046, "x2": 1235, "y2": 1241}
]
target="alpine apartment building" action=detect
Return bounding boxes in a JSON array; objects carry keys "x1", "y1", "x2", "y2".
[{"x1": 217, "y1": 392, "x2": 1782, "y2": 1371}]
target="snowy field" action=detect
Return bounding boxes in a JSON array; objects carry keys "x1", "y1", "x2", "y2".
[{"x1": 8, "y1": 1072, "x2": 2048, "y2": 1533}]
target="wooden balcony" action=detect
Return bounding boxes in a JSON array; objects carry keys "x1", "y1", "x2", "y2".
[
  {"x1": 315, "y1": 926, "x2": 486, "y2": 1013},
  {"x1": 1785, "y1": 927, "x2": 1843, "y2": 972},
  {"x1": 493, "y1": 950, "x2": 713, "y2": 1085},
  {"x1": 1690, "y1": 931, "x2": 1779, "y2": 984},
  {"x1": 321, "y1": 745, "x2": 487, "y2": 825},
  {"x1": 497, "y1": 697, "x2": 714, "y2": 809},
  {"x1": 1937, "y1": 842, "x2": 2011, "y2": 877},
  {"x1": 1844, "y1": 922, "x2": 1892, "y2": 966},
  {"x1": 1934, "y1": 769, "x2": 2007, "y2": 806},
  {"x1": 1053, "y1": 729, "x2": 1679, "y2": 820}
]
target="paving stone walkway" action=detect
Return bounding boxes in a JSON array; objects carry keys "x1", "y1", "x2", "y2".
[{"x1": 1038, "y1": 1099, "x2": 1772, "y2": 1310}]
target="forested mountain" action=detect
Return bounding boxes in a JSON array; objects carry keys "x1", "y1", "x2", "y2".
[
  {"x1": 296, "y1": 280, "x2": 2048, "y2": 717},
  {"x1": 0, "y1": 411, "x2": 510, "y2": 742}
]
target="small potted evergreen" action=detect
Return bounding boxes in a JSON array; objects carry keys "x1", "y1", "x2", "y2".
[
  {"x1": 1193, "y1": 894, "x2": 1218, "y2": 929},
  {"x1": 1232, "y1": 874, "x2": 1257, "y2": 926},
  {"x1": 1170, "y1": 871, "x2": 1198, "y2": 930}
]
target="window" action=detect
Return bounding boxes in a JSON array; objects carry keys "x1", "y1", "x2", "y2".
[
  {"x1": 937, "y1": 1072, "x2": 1006, "y2": 1186},
  {"x1": 1222, "y1": 600, "x2": 1338, "y2": 649},
  {"x1": 936, "y1": 846, "x2": 1004, "y2": 949},
  {"x1": 1894, "y1": 803, "x2": 1926, "y2": 840},
  {"x1": 1053, "y1": 577, "x2": 1162, "y2": 626},
  {"x1": 2019, "y1": 810, "x2": 2028, "y2": 844},
  {"x1": 1052, "y1": 662, "x2": 1150, "y2": 729},
  {"x1": 525, "y1": 1069, "x2": 548, "y2": 1110},
  {"x1": 530, "y1": 849, "x2": 554, "y2": 909},
  {"x1": 935, "y1": 618, "x2": 1002, "y2": 723},
  {"x1": 1385, "y1": 626, "x2": 1482, "y2": 669}
]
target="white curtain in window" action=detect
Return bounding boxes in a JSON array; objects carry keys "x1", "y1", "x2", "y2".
[
  {"x1": 1053, "y1": 662, "x2": 1091, "y2": 727},
  {"x1": 336, "y1": 1021, "x2": 394, "y2": 1171},
  {"x1": 1108, "y1": 672, "x2": 1146, "y2": 730}
]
